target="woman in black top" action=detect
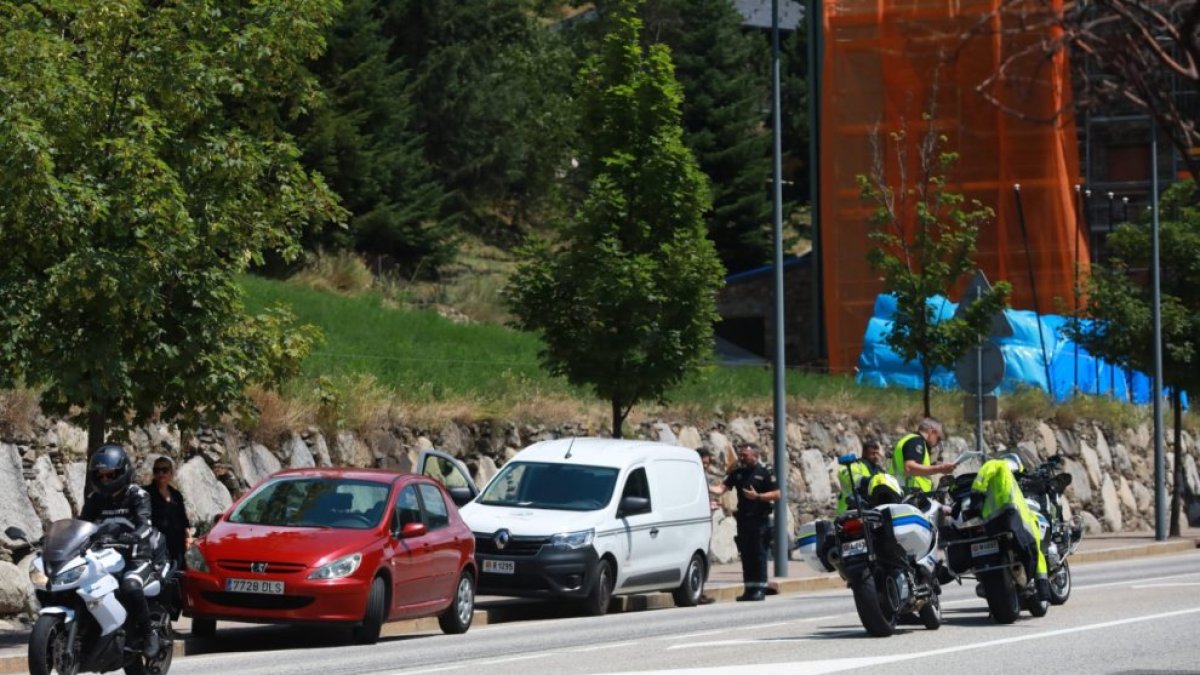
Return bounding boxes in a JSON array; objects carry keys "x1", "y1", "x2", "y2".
[{"x1": 147, "y1": 457, "x2": 192, "y2": 569}]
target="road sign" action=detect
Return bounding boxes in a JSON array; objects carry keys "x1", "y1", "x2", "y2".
[
  {"x1": 954, "y1": 270, "x2": 1014, "y2": 339},
  {"x1": 963, "y1": 394, "x2": 998, "y2": 421},
  {"x1": 956, "y1": 341, "x2": 1005, "y2": 393}
]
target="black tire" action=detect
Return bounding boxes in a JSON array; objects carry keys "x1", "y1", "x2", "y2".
[
  {"x1": 1024, "y1": 593, "x2": 1049, "y2": 617},
  {"x1": 190, "y1": 617, "x2": 216, "y2": 639},
  {"x1": 29, "y1": 614, "x2": 78, "y2": 675},
  {"x1": 980, "y1": 570, "x2": 1020, "y2": 624},
  {"x1": 123, "y1": 658, "x2": 146, "y2": 675},
  {"x1": 1049, "y1": 559, "x2": 1071, "y2": 605},
  {"x1": 672, "y1": 553, "x2": 705, "y2": 607},
  {"x1": 583, "y1": 559, "x2": 614, "y2": 617},
  {"x1": 438, "y1": 571, "x2": 475, "y2": 635},
  {"x1": 851, "y1": 577, "x2": 897, "y2": 637},
  {"x1": 128, "y1": 617, "x2": 174, "y2": 675},
  {"x1": 919, "y1": 587, "x2": 942, "y2": 630},
  {"x1": 351, "y1": 577, "x2": 387, "y2": 645}
]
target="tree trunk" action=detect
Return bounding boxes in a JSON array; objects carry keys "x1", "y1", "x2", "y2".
[
  {"x1": 1170, "y1": 389, "x2": 1183, "y2": 538},
  {"x1": 87, "y1": 407, "x2": 107, "y2": 459},
  {"x1": 922, "y1": 366, "x2": 932, "y2": 417},
  {"x1": 611, "y1": 398, "x2": 623, "y2": 439}
]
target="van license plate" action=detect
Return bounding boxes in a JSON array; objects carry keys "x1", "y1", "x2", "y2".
[
  {"x1": 971, "y1": 540, "x2": 1000, "y2": 557},
  {"x1": 841, "y1": 540, "x2": 868, "y2": 557},
  {"x1": 226, "y1": 578, "x2": 284, "y2": 594},
  {"x1": 482, "y1": 560, "x2": 515, "y2": 575}
]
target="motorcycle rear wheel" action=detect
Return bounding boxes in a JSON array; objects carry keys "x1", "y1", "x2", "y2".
[
  {"x1": 29, "y1": 614, "x2": 78, "y2": 675},
  {"x1": 851, "y1": 576, "x2": 897, "y2": 637},
  {"x1": 918, "y1": 588, "x2": 942, "y2": 630},
  {"x1": 980, "y1": 570, "x2": 1020, "y2": 624},
  {"x1": 1049, "y1": 559, "x2": 1071, "y2": 605}
]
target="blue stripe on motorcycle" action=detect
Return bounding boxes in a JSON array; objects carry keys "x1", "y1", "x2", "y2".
[
  {"x1": 891, "y1": 515, "x2": 934, "y2": 531},
  {"x1": 796, "y1": 534, "x2": 817, "y2": 546}
]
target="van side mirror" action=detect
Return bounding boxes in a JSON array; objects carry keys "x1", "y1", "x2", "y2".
[
  {"x1": 448, "y1": 487, "x2": 474, "y2": 507},
  {"x1": 617, "y1": 496, "x2": 650, "y2": 518}
]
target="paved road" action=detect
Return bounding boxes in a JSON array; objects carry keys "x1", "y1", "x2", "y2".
[{"x1": 168, "y1": 551, "x2": 1200, "y2": 675}]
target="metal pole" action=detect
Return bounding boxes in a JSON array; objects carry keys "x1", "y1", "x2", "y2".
[
  {"x1": 1073, "y1": 185, "x2": 1081, "y2": 395},
  {"x1": 770, "y1": 0, "x2": 788, "y2": 575},
  {"x1": 975, "y1": 286, "x2": 984, "y2": 454},
  {"x1": 1013, "y1": 184, "x2": 1055, "y2": 401},
  {"x1": 1150, "y1": 117, "x2": 1166, "y2": 541}
]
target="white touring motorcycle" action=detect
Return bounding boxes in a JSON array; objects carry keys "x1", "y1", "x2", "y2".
[
  {"x1": 7, "y1": 519, "x2": 178, "y2": 675},
  {"x1": 797, "y1": 455, "x2": 944, "y2": 637}
]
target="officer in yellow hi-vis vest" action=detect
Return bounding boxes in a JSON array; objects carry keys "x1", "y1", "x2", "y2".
[
  {"x1": 837, "y1": 438, "x2": 886, "y2": 512},
  {"x1": 891, "y1": 417, "x2": 955, "y2": 493},
  {"x1": 971, "y1": 454, "x2": 1050, "y2": 601}
]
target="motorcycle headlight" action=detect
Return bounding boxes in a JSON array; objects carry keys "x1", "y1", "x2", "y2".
[
  {"x1": 52, "y1": 564, "x2": 85, "y2": 587},
  {"x1": 308, "y1": 553, "x2": 362, "y2": 580},
  {"x1": 548, "y1": 529, "x2": 594, "y2": 551},
  {"x1": 185, "y1": 544, "x2": 210, "y2": 573},
  {"x1": 29, "y1": 559, "x2": 48, "y2": 589}
]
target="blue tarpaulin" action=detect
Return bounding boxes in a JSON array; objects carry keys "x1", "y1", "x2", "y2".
[{"x1": 855, "y1": 294, "x2": 1160, "y2": 404}]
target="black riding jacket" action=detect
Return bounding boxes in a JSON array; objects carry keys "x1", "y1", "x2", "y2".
[{"x1": 80, "y1": 485, "x2": 155, "y2": 558}]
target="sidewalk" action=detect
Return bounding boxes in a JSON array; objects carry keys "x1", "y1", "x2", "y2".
[{"x1": 1, "y1": 529, "x2": 1195, "y2": 673}]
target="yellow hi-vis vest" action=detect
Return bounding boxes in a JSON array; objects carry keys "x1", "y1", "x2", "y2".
[
  {"x1": 971, "y1": 459, "x2": 1048, "y2": 576},
  {"x1": 891, "y1": 433, "x2": 932, "y2": 493},
  {"x1": 836, "y1": 461, "x2": 874, "y2": 513}
]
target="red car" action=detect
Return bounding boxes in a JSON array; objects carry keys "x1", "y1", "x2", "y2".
[{"x1": 183, "y1": 466, "x2": 477, "y2": 644}]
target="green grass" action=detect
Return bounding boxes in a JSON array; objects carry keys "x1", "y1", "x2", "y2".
[
  {"x1": 241, "y1": 274, "x2": 576, "y2": 403},
  {"x1": 238, "y1": 274, "x2": 1158, "y2": 431}
]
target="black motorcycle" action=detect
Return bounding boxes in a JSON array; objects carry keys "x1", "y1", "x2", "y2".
[{"x1": 1019, "y1": 455, "x2": 1082, "y2": 605}]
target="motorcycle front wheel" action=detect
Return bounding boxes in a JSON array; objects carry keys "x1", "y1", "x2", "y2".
[
  {"x1": 980, "y1": 570, "x2": 1020, "y2": 624},
  {"x1": 1049, "y1": 559, "x2": 1071, "y2": 605},
  {"x1": 28, "y1": 614, "x2": 79, "y2": 675},
  {"x1": 851, "y1": 576, "x2": 897, "y2": 637}
]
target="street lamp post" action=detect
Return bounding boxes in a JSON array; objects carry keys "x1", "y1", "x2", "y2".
[{"x1": 770, "y1": 0, "x2": 789, "y2": 575}]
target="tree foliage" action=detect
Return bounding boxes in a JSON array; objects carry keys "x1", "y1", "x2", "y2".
[
  {"x1": 0, "y1": 1, "x2": 342, "y2": 450},
  {"x1": 505, "y1": 0, "x2": 725, "y2": 438},
  {"x1": 387, "y1": 0, "x2": 578, "y2": 238},
  {"x1": 294, "y1": 0, "x2": 453, "y2": 275},
  {"x1": 858, "y1": 125, "x2": 1012, "y2": 416},
  {"x1": 638, "y1": 0, "x2": 773, "y2": 272},
  {"x1": 1070, "y1": 180, "x2": 1200, "y2": 535}
]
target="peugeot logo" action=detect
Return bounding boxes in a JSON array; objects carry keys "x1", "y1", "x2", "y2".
[
  {"x1": 494, "y1": 529, "x2": 511, "y2": 551},
  {"x1": 251, "y1": 562, "x2": 269, "y2": 574}
]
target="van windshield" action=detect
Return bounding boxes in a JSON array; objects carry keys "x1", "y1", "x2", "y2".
[{"x1": 478, "y1": 462, "x2": 619, "y2": 511}]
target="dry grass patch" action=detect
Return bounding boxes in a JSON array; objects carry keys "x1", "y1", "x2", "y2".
[
  {"x1": 0, "y1": 386, "x2": 41, "y2": 437},
  {"x1": 244, "y1": 386, "x2": 315, "y2": 445},
  {"x1": 289, "y1": 250, "x2": 374, "y2": 296}
]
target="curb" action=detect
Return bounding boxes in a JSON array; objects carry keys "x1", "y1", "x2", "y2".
[{"x1": 1, "y1": 539, "x2": 1195, "y2": 672}]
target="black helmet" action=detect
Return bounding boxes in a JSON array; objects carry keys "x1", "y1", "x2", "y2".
[{"x1": 89, "y1": 444, "x2": 134, "y2": 497}]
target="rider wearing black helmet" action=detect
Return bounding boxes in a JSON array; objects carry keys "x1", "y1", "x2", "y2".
[{"x1": 80, "y1": 444, "x2": 161, "y2": 656}]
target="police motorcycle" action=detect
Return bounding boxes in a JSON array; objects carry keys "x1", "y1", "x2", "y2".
[
  {"x1": 797, "y1": 454, "x2": 943, "y2": 637},
  {"x1": 6, "y1": 519, "x2": 179, "y2": 675},
  {"x1": 1018, "y1": 455, "x2": 1083, "y2": 605},
  {"x1": 940, "y1": 452, "x2": 1050, "y2": 624}
]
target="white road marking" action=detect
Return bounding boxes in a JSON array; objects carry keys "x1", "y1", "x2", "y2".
[
  {"x1": 1130, "y1": 582, "x2": 1200, "y2": 589},
  {"x1": 481, "y1": 654, "x2": 553, "y2": 664},
  {"x1": 571, "y1": 641, "x2": 640, "y2": 652},
  {"x1": 654, "y1": 606, "x2": 1200, "y2": 673},
  {"x1": 663, "y1": 630, "x2": 723, "y2": 640},
  {"x1": 384, "y1": 667, "x2": 461, "y2": 675}
]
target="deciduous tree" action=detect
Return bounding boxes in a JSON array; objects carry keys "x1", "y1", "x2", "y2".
[
  {"x1": 505, "y1": 0, "x2": 724, "y2": 438},
  {"x1": 0, "y1": 1, "x2": 342, "y2": 452},
  {"x1": 859, "y1": 123, "x2": 1012, "y2": 416},
  {"x1": 1070, "y1": 180, "x2": 1200, "y2": 536}
]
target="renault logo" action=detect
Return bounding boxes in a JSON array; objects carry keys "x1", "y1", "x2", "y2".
[
  {"x1": 494, "y1": 529, "x2": 511, "y2": 551},
  {"x1": 251, "y1": 562, "x2": 269, "y2": 574}
]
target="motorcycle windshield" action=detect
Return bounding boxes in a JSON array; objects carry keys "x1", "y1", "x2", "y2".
[{"x1": 43, "y1": 519, "x2": 99, "y2": 566}]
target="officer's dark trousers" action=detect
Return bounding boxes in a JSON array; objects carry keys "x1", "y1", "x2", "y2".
[{"x1": 736, "y1": 517, "x2": 770, "y2": 590}]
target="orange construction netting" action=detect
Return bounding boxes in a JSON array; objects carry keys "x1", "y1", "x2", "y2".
[{"x1": 819, "y1": 0, "x2": 1091, "y2": 373}]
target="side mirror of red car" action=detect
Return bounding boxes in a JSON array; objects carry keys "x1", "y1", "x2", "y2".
[{"x1": 400, "y1": 522, "x2": 427, "y2": 539}]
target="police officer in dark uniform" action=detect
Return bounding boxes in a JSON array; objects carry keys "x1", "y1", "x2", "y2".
[
  {"x1": 80, "y1": 444, "x2": 163, "y2": 655},
  {"x1": 710, "y1": 443, "x2": 779, "y2": 601}
]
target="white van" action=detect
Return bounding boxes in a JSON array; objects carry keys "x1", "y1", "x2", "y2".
[{"x1": 419, "y1": 438, "x2": 711, "y2": 616}]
